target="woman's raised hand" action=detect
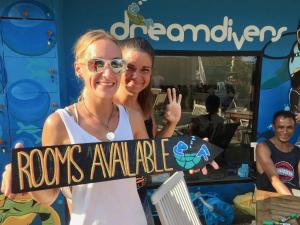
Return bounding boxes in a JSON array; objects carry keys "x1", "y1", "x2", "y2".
[{"x1": 164, "y1": 88, "x2": 182, "y2": 124}]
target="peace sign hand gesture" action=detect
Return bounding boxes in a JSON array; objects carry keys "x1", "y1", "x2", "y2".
[{"x1": 164, "y1": 88, "x2": 182, "y2": 125}]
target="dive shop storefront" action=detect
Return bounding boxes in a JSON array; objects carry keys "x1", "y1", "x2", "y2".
[{"x1": 0, "y1": 0, "x2": 299, "y2": 224}]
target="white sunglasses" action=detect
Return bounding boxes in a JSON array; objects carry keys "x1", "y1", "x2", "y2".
[{"x1": 87, "y1": 58, "x2": 126, "y2": 74}]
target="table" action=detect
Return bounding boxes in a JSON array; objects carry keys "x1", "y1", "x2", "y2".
[
  {"x1": 225, "y1": 109, "x2": 253, "y2": 121},
  {"x1": 149, "y1": 167, "x2": 254, "y2": 188},
  {"x1": 256, "y1": 190, "x2": 300, "y2": 225},
  {"x1": 225, "y1": 109, "x2": 253, "y2": 144}
]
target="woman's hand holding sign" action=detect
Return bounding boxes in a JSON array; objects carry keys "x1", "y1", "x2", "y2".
[
  {"x1": 1, "y1": 143, "x2": 57, "y2": 204},
  {"x1": 1, "y1": 143, "x2": 30, "y2": 199},
  {"x1": 1, "y1": 163, "x2": 13, "y2": 198},
  {"x1": 189, "y1": 137, "x2": 220, "y2": 175}
]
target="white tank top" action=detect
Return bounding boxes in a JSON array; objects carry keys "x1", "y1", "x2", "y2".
[{"x1": 56, "y1": 104, "x2": 147, "y2": 225}]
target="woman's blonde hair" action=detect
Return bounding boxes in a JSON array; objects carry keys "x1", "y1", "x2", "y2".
[
  {"x1": 73, "y1": 29, "x2": 117, "y2": 62},
  {"x1": 74, "y1": 29, "x2": 118, "y2": 100}
]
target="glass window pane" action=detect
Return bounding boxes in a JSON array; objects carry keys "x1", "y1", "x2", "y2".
[{"x1": 152, "y1": 54, "x2": 258, "y2": 166}]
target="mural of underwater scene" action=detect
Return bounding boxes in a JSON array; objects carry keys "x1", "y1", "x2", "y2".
[
  {"x1": 7, "y1": 80, "x2": 50, "y2": 121},
  {"x1": 6, "y1": 81, "x2": 60, "y2": 137},
  {"x1": 0, "y1": 191, "x2": 68, "y2": 225},
  {"x1": 0, "y1": 56, "x2": 7, "y2": 93},
  {"x1": 289, "y1": 41, "x2": 300, "y2": 75},
  {"x1": 10, "y1": 129, "x2": 42, "y2": 148},
  {"x1": 0, "y1": 0, "x2": 54, "y2": 19},
  {"x1": 1, "y1": 1, "x2": 56, "y2": 57},
  {"x1": 4, "y1": 57, "x2": 59, "y2": 93},
  {"x1": 7, "y1": 89, "x2": 59, "y2": 148},
  {"x1": 258, "y1": 31, "x2": 300, "y2": 143},
  {"x1": 0, "y1": 1, "x2": 65, "y2": 225},
  {"x1": 0, "y1": 95, "x2": 10, "y2": 149}
]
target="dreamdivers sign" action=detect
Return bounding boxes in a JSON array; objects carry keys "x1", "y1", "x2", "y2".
[
  {"x1": 110, "y1": 11, "x2": 287, "y2": 50},
  {"x1": 11, "y1": 136, "x2": 222, "y2": 193}
]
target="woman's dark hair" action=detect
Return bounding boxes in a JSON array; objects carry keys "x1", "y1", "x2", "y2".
[
  {"x1": 119, "y1": 37, "x2": 155, "y2": 116},
  {"x1": 272, "y1": 110, "x2": 296, "y2": 124}
]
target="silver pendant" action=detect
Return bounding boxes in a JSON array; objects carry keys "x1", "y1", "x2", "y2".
[{"x1": 106, "y1": 132, "x2": 115, "y2": 141}]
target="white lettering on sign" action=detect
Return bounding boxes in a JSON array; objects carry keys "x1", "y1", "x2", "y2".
[{"x1": 110, "y1": 11, "x2": 287, "y2": 50}]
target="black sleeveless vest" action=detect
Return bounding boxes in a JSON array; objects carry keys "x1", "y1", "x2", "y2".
[{"x1": 256, "y1": 140, "x2": 300, "y2": 192}]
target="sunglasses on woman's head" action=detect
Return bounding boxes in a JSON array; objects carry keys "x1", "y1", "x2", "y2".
[{"x1": 87, "y1": 58, "x2": 126, "y2": 74}]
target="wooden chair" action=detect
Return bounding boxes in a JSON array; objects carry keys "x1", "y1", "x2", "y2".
[
  {"x1": 192, "y1": 103, "x2": 206, "y2": 116},
  {"x1": 153, "y1": 92, "x2": 167, "y2": 110},
  {"x1": 151, "y1": 171, "x2": 202, "y2": 225},
  {"x1": 151, "y1": 88, "x2": 162, "y2": 95}
]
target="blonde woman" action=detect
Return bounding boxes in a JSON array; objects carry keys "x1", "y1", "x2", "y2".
[{"x1": 2, "y1": 30, "x2": 148, "y2": 225}]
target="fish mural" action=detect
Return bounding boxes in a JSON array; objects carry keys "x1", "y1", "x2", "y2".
[{"x1": 0, "y1": 194, "x2": 60, "y2": 225}]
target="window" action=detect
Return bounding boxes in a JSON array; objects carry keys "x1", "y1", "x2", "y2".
[{"x1": 152, "y1": 53, "x2": 259, "y2": 166}]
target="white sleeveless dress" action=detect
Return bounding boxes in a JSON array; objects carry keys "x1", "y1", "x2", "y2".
[{"x1": 56, "y1": 105, "x2": 147, "y2": 225}]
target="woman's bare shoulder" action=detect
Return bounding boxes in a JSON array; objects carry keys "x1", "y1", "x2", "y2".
[
  {"x1": 44, "y1": 111, "x2": 65, "y2": 128},
  {"x1": 42, "y1": 110, "x2": 70, "y2": 145}
]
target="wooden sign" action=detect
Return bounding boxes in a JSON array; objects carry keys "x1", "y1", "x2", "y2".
[{"x1": 11, "y1": 135, "x2": 223, "y2": 193}]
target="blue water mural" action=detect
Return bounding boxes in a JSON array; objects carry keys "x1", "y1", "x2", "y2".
[
  {"x1": 0, "y1": 0, "x2": 299, "y2": 224},
  {"x1": 257, "y1": 27, "x2": 300, "y2": 143},
  {"x1": 55, "y1": 0, "x2": 300, "y2": 135},
  {"x1": 2, "y1": 1, "x2": 56, "y2": 57},
  {"x1": 0, "y1": 56, "x2": 7, "y2": 93},
  {"x1": 0, "y1": 1, "x2": 63, "y2": 224},
  {"x1": 289, "y1": 42, "x2": 300, "y2": 74},
  {"x1": 11, "y1": 128, "x2": 42, "y2": 148},
  {"x1": 7, "y1": 80, "x2": 50, "y2": 122},
  {"x1": 2, "y1": 0, "x2": 54, "y2": 19},
  {"x1": 4, "y1": 57, "x2": 59, "y2": 93}
]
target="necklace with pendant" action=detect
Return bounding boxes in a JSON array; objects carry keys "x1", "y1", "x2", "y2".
[{"x1": 82, "y1": 99, "x2": 116, "y2": 141}]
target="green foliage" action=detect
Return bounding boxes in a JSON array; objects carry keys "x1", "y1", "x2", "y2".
[{"x1": 126, "y1": 11, "x2": 145, "y2": 25}]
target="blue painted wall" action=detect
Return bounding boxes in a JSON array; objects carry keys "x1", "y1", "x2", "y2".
[
  {"x1": 0, "y1": 0, "x2": 299, "y2": 224},
  {"x1": 0, "y1": 1, "x2": 64, "y2": 224},
  {"x1": 0, "y1": 0, "x2": 60, "y2": 150},
  {"x1": 1, "y1": 0, "x2": 297, "y2": 152},
  {"x1": 54, "y1": 0, "x2": 300, "y2": 143}
]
